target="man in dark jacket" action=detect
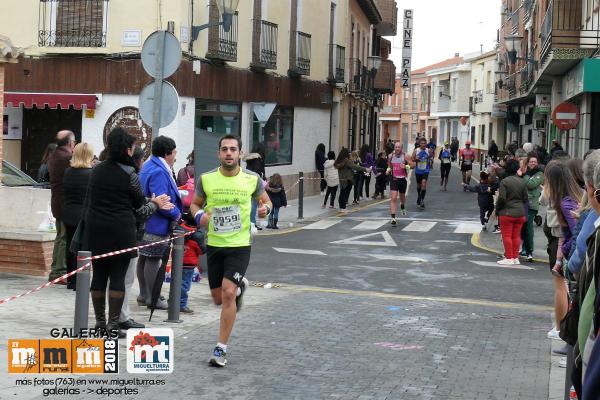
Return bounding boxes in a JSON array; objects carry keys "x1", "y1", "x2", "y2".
[
  {"x1": 47, "y1": 130, "x2": 75, "y2": 282},
  {"x1": 488, "y1": 140, "x2": 499, "y2": 162}
]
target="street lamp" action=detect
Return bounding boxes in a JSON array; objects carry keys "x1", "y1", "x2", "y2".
[
  {"x1": 504, "y1": 35, "x2": 522, "y2": 65},
  {"x1": 367, "y1": 56, "x2": 382, "y2": 98},
  {"x1": 192, "y1": 0, "x2": 240, "y2": 40}
]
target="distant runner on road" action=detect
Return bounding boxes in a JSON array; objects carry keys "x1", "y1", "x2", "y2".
[
  {"x1": 439, "y1": 141, "x2": 452, "y2": 191},
  {"x1": 190, "y1": 134, "x2": 272, "y2": 368},
  {"x1": 411, "y1": 137, "x2": 433, "y2": 209},
  {"x1": 387, "y1": 142, "x2": 411, "y2": 225},
  {"x1": 460, "y1": 141, "x2": 476, "y2": 189}
]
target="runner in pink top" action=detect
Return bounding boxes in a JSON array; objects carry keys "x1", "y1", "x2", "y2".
[
  {"x1": 387, "y1": 142, "x2": 413, "y2": 225},
  {"x1": 460, "y1": 141, "x2": 476, "y2": 189}
]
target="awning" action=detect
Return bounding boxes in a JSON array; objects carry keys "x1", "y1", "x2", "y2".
[{"x1": 3, "y1": 92, "x2": 97, "y2": 109}]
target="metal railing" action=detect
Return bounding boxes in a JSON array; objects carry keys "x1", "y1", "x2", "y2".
[
  {"x1": 38, "y1": 0, "x2": 108, "y2": 47},
  {"x1": 540, "y1": 0, "x2": 600, "y2": 64},
  {"x1": 373, "y1": 59, "x2": 395, "y2": 94},
  {"x1": 349, "y1": 58, "x2": 363, "y2": 93},
  {"x1": 290, "y1": 31, "x2": 311, "y2": 76},
  {"x1": 252, "y1": 20, "x2": 278, "y2": 70},
  {"x1": 511, "y1": 7, "x2": 520, "y2": 35},
  {"x1": 206, "y1": 11, "x2": 238, "y2": 62},
  {"x1": 328, "y1": 44, "x2": 345, "y2": 83}
]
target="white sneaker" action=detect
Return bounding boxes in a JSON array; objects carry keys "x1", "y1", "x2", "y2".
[
  {"x1": 547, "y1": 327, "x2": 561, "y2": 340},
  {"x1": 497, "y1": 258, "x2": 514, "y2": 265},
  {"x1": 558, "y1": 357, "x2": 567, "y2": 368},
  {"x1": 512, "y1": 258, "x2": 521, "y2": 265}
]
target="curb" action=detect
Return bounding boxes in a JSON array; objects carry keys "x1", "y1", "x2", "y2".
[{"x1": 471, "y1": 232, "x2": 549, "y2": 264}]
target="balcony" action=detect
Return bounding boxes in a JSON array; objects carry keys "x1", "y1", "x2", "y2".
[
  {"x1": 38, "y1": 0, "x2": 108, "y2": 47},
  {"x1": 206, "y1": 9, "x2": 238, "y2": 63},
  {"x1": 328, "y1": 44, "x2": 345, "y2": 84},
  {"x1": 289, "y1": 31, "x2": 311, "y2": 77},
  {"x1": 373, "y1": 59, "x2": 395, "y2": 94},
  {"x1": 373, "y1": 0, "x2": 398, "y2": 36},
  {"x1": 381, "y1": 106, "x2": 402, "y2": 114},
  {"x1": 511, "y1": 7, "x2": 520, "y2": 35},
  {"x1": 349, "y1": 58, "x2": 364, "y2": 93},
  {"x1": 251, "y1": 20, "x2": 278, "y2": 70},
  {"x1": 540, "y1": 0, "x2": 600, "y2": 65}
]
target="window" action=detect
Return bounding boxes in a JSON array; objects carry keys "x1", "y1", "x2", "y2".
[
  {"x1": 251, "y1": 106, "x2": 294, "y2": 166},
  {"x1": 452, "y1": 78, "x2": 458, "y2": 101},
  {"x1": 489, "y1": 122, "x2": 493, "y2": 144},
  {"x1": 471, "y1": 126, "x2": 476, "y2": 143},
  {"x1": 403, "y1": 89, "x2": 409, "y2": 111},
  {"x1": 359, "y1": 108, "x2": 367, "y2": 146},
  {"x1": 412, "y1": 85, "x2": 417, "y2": 110},
  {"x1": 402, "y1": 123, "x2": 409, "y2": 138},
  {"x1": 431, "y1": 82, "x2": 436, "y2": 103},
  {"x1": 195, "y1": 101, "x2": 242, "y2": 173},
  {"x1": 420, "y1": 86, "x2": 429, "y2": 112},
  {"x1": 481, "y1": 124, "x2": 486, "y2": 145},
  {"x1": 348, "y1": 107, "x2": 357, "y2": 151},
  {"x1": 487, "y1": 71, "x2": 493, "y2": 93},
  {"x1": 38, "y1": 0, "x2": 109, "y2": 47}
]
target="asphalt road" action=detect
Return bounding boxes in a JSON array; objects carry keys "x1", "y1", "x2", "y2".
[{"x1": 249, "y1": 164, "x2": 554, "y2": 306}]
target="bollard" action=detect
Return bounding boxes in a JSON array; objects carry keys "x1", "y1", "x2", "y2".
[
  {"x1": 74, "y1": 251, "x2": 91, "y2": 335},
  {"x1": 165, "y1": 235, "x2": 184, "y2": 323},
  {"x1": 298, "y1": 172, "x2": 304, "y2": 219},
  {"x1": 564, "y1": 344, "x2": 574, "y2": 400}
]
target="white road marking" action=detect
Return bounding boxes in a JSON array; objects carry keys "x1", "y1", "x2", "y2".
[
  {"x1": 453, "y1": 223, "x2": 482, "y2": 234},
  {"x1": 402, "y1": 221, "x2": 437, "y2": 232},
  {"x1": 469, "y1": 260, "x2": 535, "y2": 270},
  {"x1": 331, "y1": 231, "x2": 398, "y2": 247},
  {"x1": 273, "y1": 247, "x2": 327, "y2": 256},
  {"x1": 302, "y1": 219, "x2": 342, "y2": 230},
  {"x1": 352, "y1": 220, "x2": 389, "y2": 230},
  {"x1": 371, "y1": 254, "x2": 427, "y2": 262}
]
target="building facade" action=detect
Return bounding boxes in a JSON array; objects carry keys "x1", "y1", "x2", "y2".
[
  {"x1": 1, "y1": 0, "x2": 396, "y2": 195},
  {"x1": 495, "y1": 0, "x2": 600, "y2": 158}
]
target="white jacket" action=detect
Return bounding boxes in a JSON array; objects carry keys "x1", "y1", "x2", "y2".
[{"x1": 323, "y1": 159, "x2": 339, "y2": 187}]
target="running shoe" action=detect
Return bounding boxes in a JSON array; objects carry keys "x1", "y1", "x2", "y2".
[
  {"x1": 497, "y1": 258, "x2": 514, "y2": 265},
  {"x1": 420, "y1": 202, "x2": 425, "y2": 209},
  {"x1": 391, "y1": 218, "x2": 397, "y2": 226},
  {"x1": 512, "y1": 258, "x2": 521, "y2": 265},
  {"x1": 526, "y1": 254, "x2": 534, "y2": 263},
  {"x1": 400, "y1": 209, "x2": 407, "y2": 216},
  {"x1": 236, "y1": 277, "x2": 249, "y2": 312},
  {"x1": 547, "y1": 327, "x2": 561, "y2": 340},
  {"x1": 209, "y1": 346, "x2": 227, "y2": 367}
]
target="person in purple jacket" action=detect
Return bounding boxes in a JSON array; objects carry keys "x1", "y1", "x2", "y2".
[
  {"x1": 138, "y1": 136, "x2": 183, "y2": 310},
  {"x1": 544, "y1": 161, "x2": 583, "y2": 340},
  {"x1": 359, "y1": 144, "x2": 375, "y2": 199}
]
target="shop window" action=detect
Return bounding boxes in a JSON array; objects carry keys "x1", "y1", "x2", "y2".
[
  {"x1": 251, "y1": 106, "x2": 294, "y2": 166},
  {"x1": 195, "y1": 101, "x2": 241, "y2": 173}
]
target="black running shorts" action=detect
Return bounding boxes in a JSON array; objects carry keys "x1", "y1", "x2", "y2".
[
  {"x1": 206, "y1": 245, "x2": 251, "y2": 289},
  {"x1": 415, "y1": 173, "x2": 429, "y2": 185},
  {"x1": 390, "y1": 177, "x2": 407, "y2": 193},
  {"x1": 461, "y1": 163, "x2": 473, "y2": 172}
]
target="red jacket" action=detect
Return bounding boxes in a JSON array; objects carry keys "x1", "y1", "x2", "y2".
[{"x1": 183, "y1": 239, "x2": 202, "y2": 269}]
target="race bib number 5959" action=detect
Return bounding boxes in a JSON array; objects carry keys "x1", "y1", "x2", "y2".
[{"x1": 212, "y1": 205, "x2": 242, "y2": 233}]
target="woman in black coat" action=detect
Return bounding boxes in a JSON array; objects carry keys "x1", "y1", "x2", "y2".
[
  {"x1": 86, "y1": 128, "x2": 147, "y2": 338},
  {"x1": 315, "y1": 143, "x2": 327, "y2": 193},
  {"x1": 62, "y1": 143, "x2": 95, "y2": 290}
]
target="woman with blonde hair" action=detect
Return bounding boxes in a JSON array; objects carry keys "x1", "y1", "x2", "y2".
[{"x1": 62, "y1": 143, "x2": 95, "y2": 290}]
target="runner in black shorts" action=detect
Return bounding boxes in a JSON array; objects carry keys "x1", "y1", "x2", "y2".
[
  {"x1": 460, "y1": 141, "x2": 476, "y2": 190},
  {"x1": 438, "y1": 142, "x2": 452, "y2": 191},
  {"x1": 191, "y1": 134, "x2": 273, "y2": 368},
  {"x1": 387, "y1": 142, "x2": 412, "y2": 225}
]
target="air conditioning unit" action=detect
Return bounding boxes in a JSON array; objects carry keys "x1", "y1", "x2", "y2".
[{"x1": 535, "y1": 119, "x2": 547, "y2": 130}]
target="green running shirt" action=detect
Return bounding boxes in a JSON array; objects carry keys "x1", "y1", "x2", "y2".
[{"x1": 196, "y1": 168, "x2": 264, "y2": 247}]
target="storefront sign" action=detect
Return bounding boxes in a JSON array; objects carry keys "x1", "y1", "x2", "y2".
[
  {"x1": 534, "y1": 94, "x2": 551, "y2": 114},
  {"x1": 401, "y1": 10, "x2": 413, "y2": 89},
  {"x1": 491, "y1": 104, "x2": 507, "y2": 118},
  {"x1": 563, "y1": 58, "x2": 600, "y2": 100}
]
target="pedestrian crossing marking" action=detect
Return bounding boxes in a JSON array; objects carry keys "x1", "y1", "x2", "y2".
[
  {"x1": 371, "y1": 254, "x2": 427, "y2": 262},
  {"x1": 352, "y1": 220, "x2": 388, "y2": 230},
  {"x1": 402, "y1": 221, "x2": 437, "y2": 232},
  {"x1": 302, "y1": 219, "x2": 342, "y2": 230},
  {"x1": 331, "y1": 231, "x2": 397, "y2": 247},
  {"x1": 453, "y1": 223, "x2": 482, "y2": 234},
  {"x1": 273, "y1": 248, "x2": 326, "y2": 256},
  {"x1": 469, "y1": 260, "x2": 535, "y2": 270}
]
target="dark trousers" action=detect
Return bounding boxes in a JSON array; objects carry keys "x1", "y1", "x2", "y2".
[
  {"x1": 319, "y1": 170, "x2": 326, "y2": 192},
  {"x1": 353, "y1": 174, "x2": 363, "y2": 202},
  {"x1": 324, "y1": 185, "x2": 338, "y2": 206},
  {"x1": 363, "y1": 175, "x2": 371, "y2": 197},
  {"x1": 521, "y1": 209, "x2": 538, "y2": 254},
  {"x1": 479, "y1": 206, "x2": 494, "y2": 225},
  {"x1": 339, "y1": 183, "x2": 353, "y2": 209},
  {"x1": 64, "y1": 223, "x2": 78, "y2": 286},
  {"x1": 374, "y1": 175, "x2": 386, "y2": 196}
]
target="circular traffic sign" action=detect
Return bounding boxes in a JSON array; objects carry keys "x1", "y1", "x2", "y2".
[
  {"x1": 141, "y1": 31, "x2": 182, "y2": 79},
  {"x1": 552, "y1": 102, "x2": 580, "y2": 130},
  {"x1": 138, "y1": 81, "x2": 179, "y2": 128}
]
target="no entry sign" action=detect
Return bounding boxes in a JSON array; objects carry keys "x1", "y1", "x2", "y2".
[{"x1": 552, "y1": 102, "x2": 580, "y2": 130}]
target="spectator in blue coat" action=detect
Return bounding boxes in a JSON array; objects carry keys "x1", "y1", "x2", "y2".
[{"x1": 138, "y1": 136, "x2": 182, "y2": 309}]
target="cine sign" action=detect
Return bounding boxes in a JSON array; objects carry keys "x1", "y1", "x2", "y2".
[{"x1": 401, "y1": 9, "x2": 413, "y2": 89}]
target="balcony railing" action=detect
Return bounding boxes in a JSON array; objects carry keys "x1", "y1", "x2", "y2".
[
  {"x1": 373, "y1": 59, "x2": 396, "y2": 94},
  {"x1": 349, "y1": 58, "x2": 363, "y2": 93},
  {"x1": 38, "y1": 0, "x2": 108, "y2": 47},
  {"x1": 289, "y1": 31, "x2": 311, "y2": 76},
  {"x1": 251, "y1": 20, "x2": 278, "y2": 70},
  {"x1": 511, "y1": 7, "x2": 520, "y2": 35},
  {"x1": 540, "y1": 0, "x2": 600, "y2": 64},
  {"x1": 328, "y1": 44, "x2": 345, "y2": 83},
  {"x1": 522, "y1": 0, "x2": 533, "y2": 23},
  {"x1": 206, "y1": 10, "x2": 238, "y2": 62},
  {"x1": 381, "y1": 106, "x2": 402, "y2": 114}
]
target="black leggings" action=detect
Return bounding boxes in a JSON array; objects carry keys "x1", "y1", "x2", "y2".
[
  {"x1": 324, "y1": 185, "x2": 338, "y2": 206},
  {"x1": 353, "y1": 174, "x2": 363, "y2": 202},
  {"x1": 363, "y1": 175, "x2": 371, "y2": 197},
  {"x1": 440, "y1": 163, "x2": 451, "y2": 181},
  {"x1": 91, "y1": 257, "x2": 130, "y2": 292},
  {"x1": 339, "y1": 184, "x2": 353, "y2": 209}
]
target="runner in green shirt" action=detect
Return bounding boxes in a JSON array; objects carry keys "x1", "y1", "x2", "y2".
[{"x1": 190, "y1": 134, "x2": 272, "y2": 367}]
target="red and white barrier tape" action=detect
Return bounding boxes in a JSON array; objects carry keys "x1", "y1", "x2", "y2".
[{"x1": 0, "y1": 230, "x2": 196, "y2": 305}]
